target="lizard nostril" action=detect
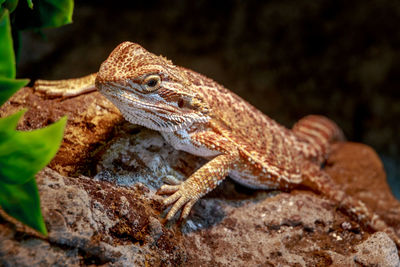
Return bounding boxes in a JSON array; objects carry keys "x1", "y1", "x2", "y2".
[{"x1": 178, "y1": 99, "x2": 184, "y2": 108}]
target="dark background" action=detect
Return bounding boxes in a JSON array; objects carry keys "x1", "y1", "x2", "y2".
[{"x1": 16, "y1": 0, "x2": 400, "y2": 198}]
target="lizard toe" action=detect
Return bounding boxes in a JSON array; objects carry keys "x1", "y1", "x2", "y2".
[
  {"x1": 166, "y1": 196, "x2": 189, "y2": 221},
  {"x1": 158, "y1": 181, "x2": 201, "y2": 221},
  {"x1": 162, "y1": 191, "x2": 181, "y2": 205},
  {"x1": 157, "y1": 184, "x2": 180, "y2": 195},
  {"x1": 181, "y1": 198, "x2": 197, "y2": 220}
]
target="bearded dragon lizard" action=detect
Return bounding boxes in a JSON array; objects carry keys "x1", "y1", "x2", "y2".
[{"x1": 34, "y1": 42, "x2": 400, "y2": 247}]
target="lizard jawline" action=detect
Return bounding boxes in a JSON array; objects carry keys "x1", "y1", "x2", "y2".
[
  {"x1": 109, "y1": 97, "x2": 210, "y2": 132},
  {"x1": 99, "y1": 84, "x2": 210, "y2": 132}
]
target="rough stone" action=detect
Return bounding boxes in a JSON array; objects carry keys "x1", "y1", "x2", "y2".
[
  {"x1": 0, "y1": 88, "x2": 399, "y2": 266},
  {"x1": 0, "y1": 87, "x2": 123, "y2": 176}
]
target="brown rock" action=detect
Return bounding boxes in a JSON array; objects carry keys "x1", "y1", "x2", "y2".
[
  {"x1": 327, "y1": 143, "x2": 400, "y2": 231},
  {"x1": 0, "y1": 88, "x2": 399, "y2": 266},
  {"x1": 0, "y1": 87, "x2": 123, "y2": 176}
]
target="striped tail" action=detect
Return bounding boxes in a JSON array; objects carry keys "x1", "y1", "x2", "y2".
[{"x1": 292, "y1": 115, "x2": 344, "y2": 163}]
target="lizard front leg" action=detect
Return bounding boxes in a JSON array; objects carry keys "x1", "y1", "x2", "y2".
[
  {"x1": 34, "y1": 73, "x2": 97, "y2": 98},
  {"x1": 158, "y1": 153, "x2": 237, "y2": 221}
]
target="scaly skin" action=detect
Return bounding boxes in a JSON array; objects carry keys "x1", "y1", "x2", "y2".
[{"x1": 35, "y1": 42, "x2": 399, "y2": 248}]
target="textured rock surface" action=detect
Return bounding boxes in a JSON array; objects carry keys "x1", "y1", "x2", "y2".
[
  {"x1": 0, "y1": 87, "x2": 123, "y2": 176},
  {"x1": 0, "y1": 88, "x2": 399, "y2": 266}
]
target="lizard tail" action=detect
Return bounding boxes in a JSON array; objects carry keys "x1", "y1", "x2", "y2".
[{"x1": 292, "y1": 115, "x2": 345, "y2": 163}]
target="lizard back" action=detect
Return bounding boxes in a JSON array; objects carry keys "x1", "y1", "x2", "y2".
[{"x1": 181, "y1": 68, "x2": 305, "y2": 185}]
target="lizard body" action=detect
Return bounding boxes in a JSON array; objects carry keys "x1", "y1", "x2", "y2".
[{"x1": 34, "y1": 42, "x2": 399, "y2": 247}]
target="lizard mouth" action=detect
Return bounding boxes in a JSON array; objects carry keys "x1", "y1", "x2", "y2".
[{"x1": 97, "y1": 84, "x2": 209, "y2": 132}]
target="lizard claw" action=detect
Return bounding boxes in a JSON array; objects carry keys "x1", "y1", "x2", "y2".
[{"x1": 157, "y1": 181, "x2": 199, "y2": 221}]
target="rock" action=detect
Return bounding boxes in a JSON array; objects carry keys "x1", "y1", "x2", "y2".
[
  {"x1": 327, "y1": 143, "x2": 400, "y2": 231},
  {"x1": 1, "y1": 168, "x2": 185, "y2": 266},
  {"x1": 0, "y1": 87, "x2": 123, "y2": 176},
  {"x1": 353, "y1": 232, "x2": 399, "y2": 267},
  {"x1": 0, "y1": 88, "x2": 399, "y2": 266}
]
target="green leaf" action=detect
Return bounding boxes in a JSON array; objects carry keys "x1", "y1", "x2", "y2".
[
  {"x1": 1, "y1": 0, "x2": 19, "y2": 13},
  {"x1": 0, "y1": 108, "x2": 25, "y2": 132},
  {"x1": 26, "y1": 0, "x2": 32, "y2": 9},
  {"x1": 0, "y1": 109, "x2": 25, "y2": 148},
  {"x1": 0, "y1": 9, "x2": 28, "y2": 105},
  {"x1": 0, "y1": 116, "x2": 67, "y2": 185},
  {"x1": 0, "y1": 77, "x2": 29, "y2": 106},
  {"x1": 13, "y1": 0, "x2": 73, "y2": 30},
  {"x1": 0, "y1": 178, "x2": 47, "y2": 235},
  {"x1": 0, "y1": 9, "x2": 15, "y2": 78},
  {"x1": 39, "y1": 0, "x2": 74, "y2": 28}
]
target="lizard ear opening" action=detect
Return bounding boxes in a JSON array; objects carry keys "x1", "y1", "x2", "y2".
[
  {"x1": 176, "y1": 95, "x2": 210, "y2": 116},
  {"x1": 176, "y1": 95, "x2": 203, "y2": 110},
  {"x1": 178, "y1": 98, "x2": 185, "y2": 108}
]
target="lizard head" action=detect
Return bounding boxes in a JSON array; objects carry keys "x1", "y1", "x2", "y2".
[{"x1": 95, "y1": 41, "x2": 210, "y2": 132}]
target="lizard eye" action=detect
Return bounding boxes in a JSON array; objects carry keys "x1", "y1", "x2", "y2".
[{"x1": 142, "y1": 74, "x2": 161, "y2": 92}]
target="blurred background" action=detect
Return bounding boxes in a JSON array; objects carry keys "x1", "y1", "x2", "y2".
[{"x1": 15, "y1": 0, "x2": 400, "y2": 198}]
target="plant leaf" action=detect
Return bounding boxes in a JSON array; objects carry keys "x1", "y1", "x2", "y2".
[
  {"x1": 0, "y1": 116, "x2": 67, "y2": 185},
  {"x1": 1, "y1": 0, "x2": 19, "y2": 13},
  {"x1": 13, "y1": 0, "x2": 73, "y2": 30},
  {"x1": 0, "y1": 108, "x2": 25, "y2": 132},
  {"x1": 0, "y1": 9, "x2": 15, "y2": 78},
  {"x1": 0, "y1": 178, "x2": 47, "y2": 235},
  {"x1": 26, "y1": 0, "x2": 32, "y2": 9},
  {"x1": 0, "y1": 77, "x2": 29, "y2": 106},
  {"x1": 39, "y1": 0, "x2": 74, "y2": 28},
  {"x1": 0, "y1": 8, "x2": 29, "y2": 105}
]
